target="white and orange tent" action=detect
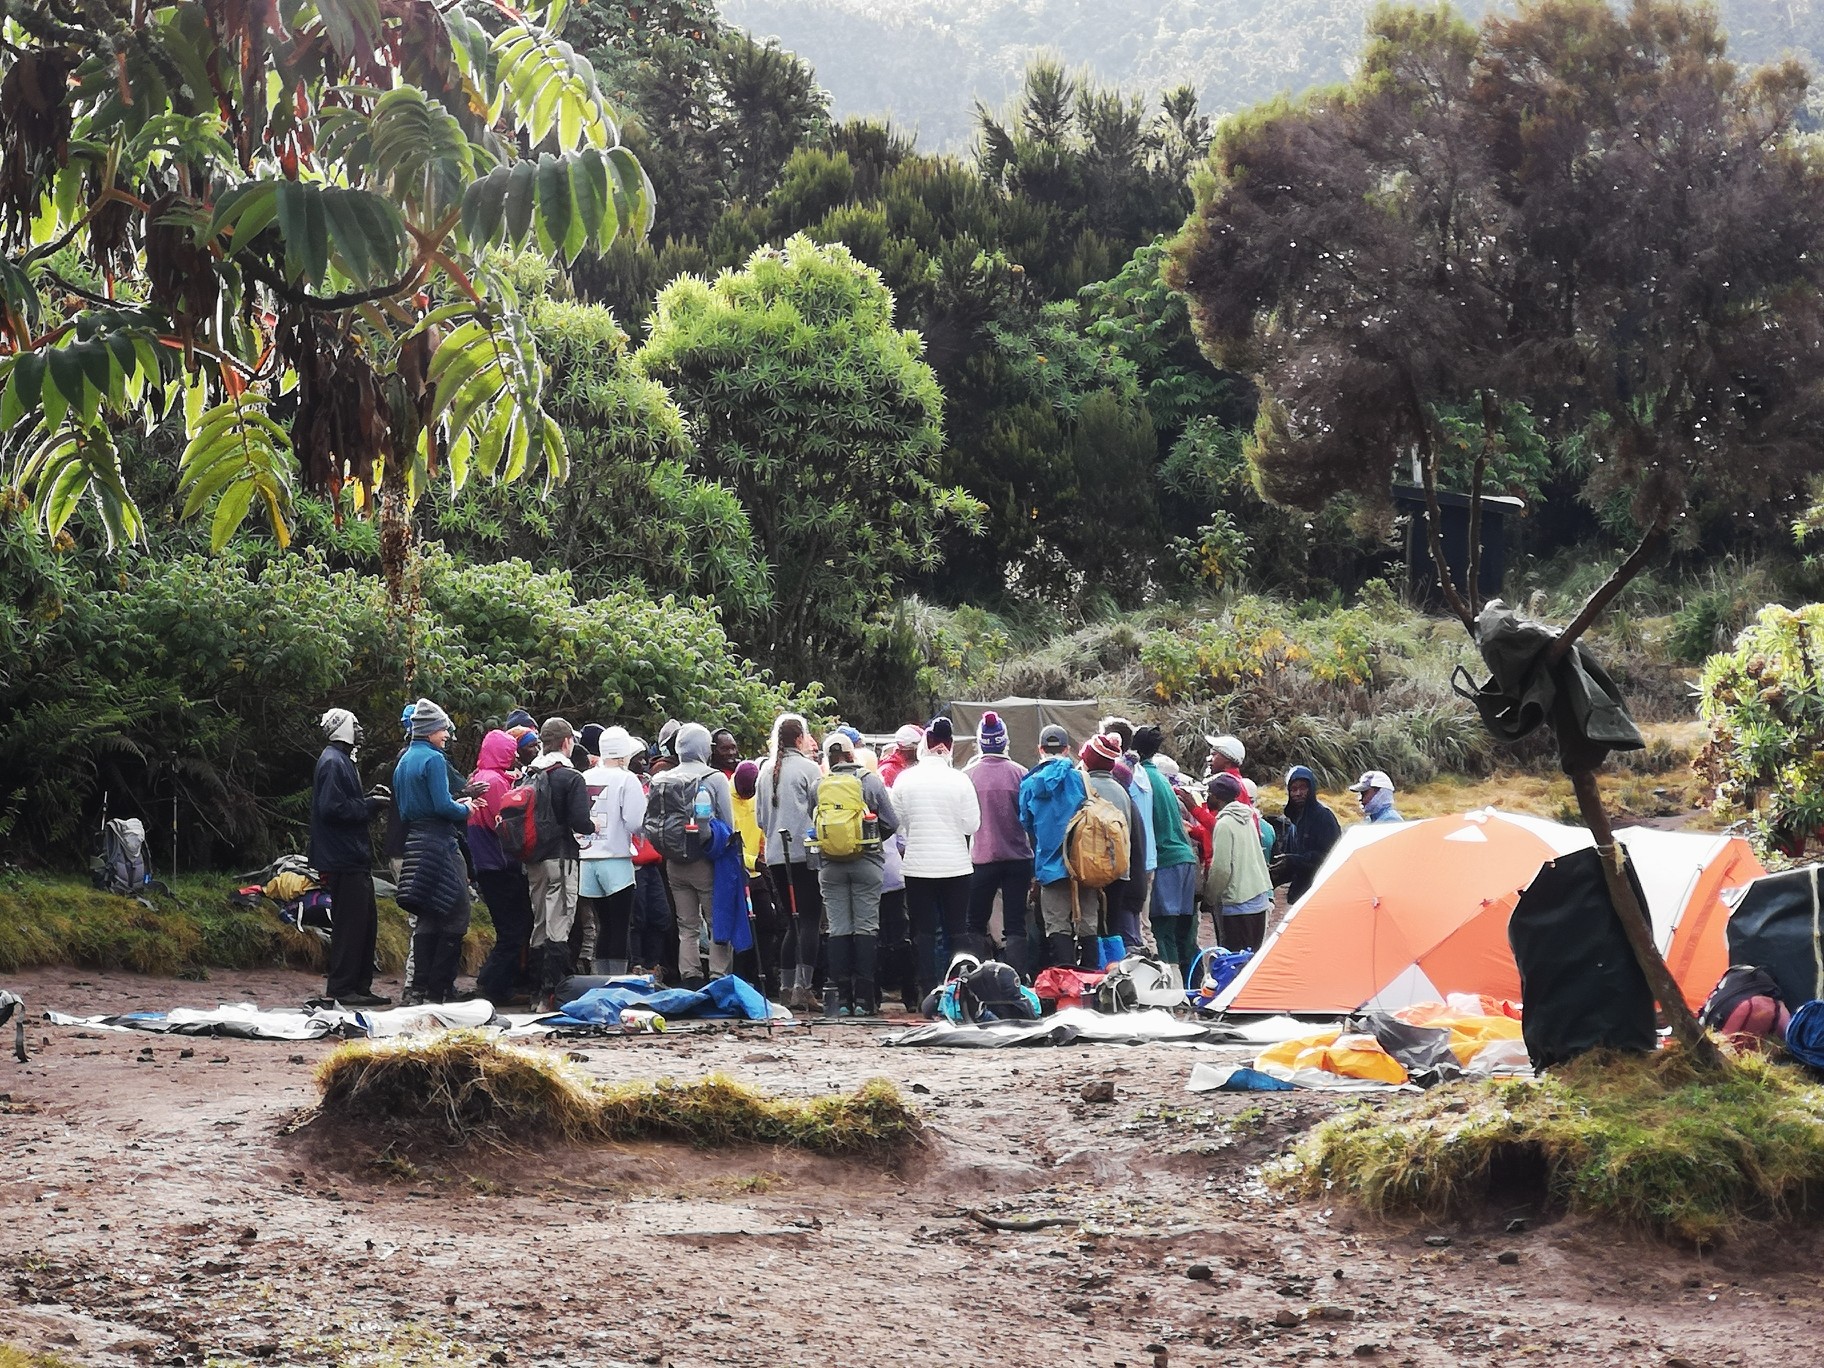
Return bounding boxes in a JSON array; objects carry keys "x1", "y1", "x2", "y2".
[{"x1": 1211, "y1": 809, "x2": 1763, "y2": 1015}]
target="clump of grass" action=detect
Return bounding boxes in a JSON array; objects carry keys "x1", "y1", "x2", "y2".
[
  {"x1": 1, "y1": 1345, "x2": 83, "y2": 1368},
  {"x1": 0, "y1": 873, "x2": 491, "y2": 976},
  {"x1": 1274, "y1": 1046, "x2": 1824, "y2": 1244},
  {"x1": 315, "y1": 1031, "x2": 923, "y2": 1156}
]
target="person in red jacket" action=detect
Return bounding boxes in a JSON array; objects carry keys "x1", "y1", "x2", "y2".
[{"x1": 878, "y1": 723, "x2": 924, "y2": 788}]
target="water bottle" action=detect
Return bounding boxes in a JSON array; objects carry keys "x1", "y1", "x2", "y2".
[
  {"x1": 862, "y1": 808, "x2": 880, "y2": 845},
  {"x1": 620, "y1": 1008, "x2": 666, "y2": 1033},
  {"x1": 804, "y1": 822, "x2": 820, "y2": 856},
  {"x1": 687, "y1": 785, "x2": 711, "y2": 834}
]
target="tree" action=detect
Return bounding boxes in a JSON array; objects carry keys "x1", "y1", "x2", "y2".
[
  {"x1": 633, "y1": 234, "x2": 980, "y2": 680},
  {"x1": 1170, "y1": 0, "x2": 1824, "y2": 1065},
  {"x1": 0, "y1": 0, "x2": 651, "y2": 589}
]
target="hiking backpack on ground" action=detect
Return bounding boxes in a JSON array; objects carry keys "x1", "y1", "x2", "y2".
[
  {"x1": 1698, "y1": 964, "x2": 1791, "y2": 1046},
  {"x1": 93, "y1": 818, "x2": 150, "y2": 895},
  {"x1": 1066, "y1": 790, "x2": 1129, "y2": 889},
  {"x1": 644, "y1": 776, "x2": 709, "y2": 863},
  {"x1": 495, "y1": 770, "x2": 548, "y2": 863},
  {"x1": 814, "y1": 771, "x2": 870, "y2": 860}
]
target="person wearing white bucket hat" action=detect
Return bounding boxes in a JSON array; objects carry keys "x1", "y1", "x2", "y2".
[{"x1": 1348, "y1": 769, "x2": 1403, "y2": 823}]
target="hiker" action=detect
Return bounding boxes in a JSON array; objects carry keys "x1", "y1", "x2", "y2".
[
  {"x1": 1349, "y1": 769, "x2": 1404, "y2": 823},
  {"x1": 1135, "y1": 726, "x2": 1199, "y2": 971},
  {"x1": 965, "y1": 710, "x2": 1033, "y2": 968},
  {"x1": 815, "y1": 732, "x2": 899, "y2": 1014},
  {"x1": 894, "y1": 717, "x2": 982, "y2": 1004},
  {"x1": 470, "y1": 728, "x2": 535, "y2": 1007},
  {"x1": 627, "y1": 761, "x2": 674, "y2": 981},
  {"x1": 579, "y1": 726, "x2": 646, "y2": 976},
  {"x1": 756, "y1": 714, "x2": 826, "y2": 1008},
  {"x1": 309, "y1": 708, "x2": 389, "y2": 1008},
  {"x1": 1201, "y1": 774, "x2": 1274, "y2": 952},
  {"x1": 860, "y1": 746, "x2": 916, "y2": 1011},
  {"x1": 878, "y1": 723, "x2": 923, "y2": 788},
  {"x1": 1204, "y1": 734, "x2": 1246, "y2": 781},
  {"x1": 731, "y1": 759, "x2": 781, "y2": 998},
  {"x1": 654, "y1": 719, "x2": 682, "y2": 773},
  {"x1": 645, "y1": 722, "x2": 736, "y2": 988},
  {"x1": 710, "y1": 727, "x2": 740, "y2": 777},
  {"x1": 1019, "y1": 725, "x2": 1089, "y2": 968},
  {"x1": 393, "y1": 699, "x2": 478, "y2": 1005},
  {"x1": 521, "y1": 718, "x2": 595, "y2": 1005},
  {"x1": 1273, "y1": 764, "x2": 1341, "y2": 905},
  {"x1": 1082, "y1": 733, "x2": 1142, "y2": 948}
]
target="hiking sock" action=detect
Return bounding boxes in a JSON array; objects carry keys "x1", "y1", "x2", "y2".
[
  {"x1": 1000, "y1": 934, "x2": 1028, "y2": 980},
  {"x1": 852, "y1": 934, "x2": 879, "y2": 1016}
]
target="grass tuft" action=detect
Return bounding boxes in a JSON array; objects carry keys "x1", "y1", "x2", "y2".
[
  {"x1": 0, "y1": 1345, "x2": 84, "y2": 1368},
  {"x1": 0, "y1": 873, "x2": 490, "y2": 977},
  {"x1": 1273, "y1": 1046, "x2": 1824, "y2": 1244},
  {"x1": 314, "y1": 1031, "x2": 923, "y2": 1156}
]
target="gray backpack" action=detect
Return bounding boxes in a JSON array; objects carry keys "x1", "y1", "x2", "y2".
[{"x1": 93, "y1": 818, "x2": 150, "y2": 895}]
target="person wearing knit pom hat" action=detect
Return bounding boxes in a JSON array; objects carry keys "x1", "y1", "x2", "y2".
[
  {"x1": 1133, "y1": 724, "x2": 1199, "y2": 971},
  {"x1": 879, "y1": 723, "x2": 924, "y2": 788},
  {"x1": 965, "y1": 709, "x2": 1032, "y2": 970},
  {"x1": 392, "y1": 699, "x2": 479, "y2": 1005},
  {"x1": 894, "y1": 715, "x2": 981, "y2": 1001},
  {"x1": 1080, "y1": 733, "x2": 1144, "y2": 950},
  {"x1": 1201, "y1": 773, "x2": 1274, "y2": 952}
]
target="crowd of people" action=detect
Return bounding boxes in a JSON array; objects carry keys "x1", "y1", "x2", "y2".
[{"x1": 307, "y1": 700, "x2": 1406, "y2": 1014}]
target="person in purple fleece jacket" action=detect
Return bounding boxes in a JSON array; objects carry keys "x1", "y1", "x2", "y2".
[{"x1": 964, "y1": 710, "x2": 1034, "y2": 969}]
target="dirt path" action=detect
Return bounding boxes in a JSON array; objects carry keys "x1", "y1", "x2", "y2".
[{"x1": 3, "y1": 965, "x2": 1818, "y2": 1367}]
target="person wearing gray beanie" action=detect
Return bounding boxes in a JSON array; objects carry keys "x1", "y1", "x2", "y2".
[{"x1": 392, "y1": 699, "x2": 477, "y2": 1005}]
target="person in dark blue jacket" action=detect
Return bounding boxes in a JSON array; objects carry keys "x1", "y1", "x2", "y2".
[
  {"x1": 1271, "y1": 765, "x2": 1342, "y2": 906},
  {"x1": 393, "y1": 698, "x2": 478, "y2": 1005},
  {"x1": 310, "y1": 708, "x2": 390, "y2": 1007},
  {"x1": 1019, "y1": 725, "x2": 1089, "y2": 969}
]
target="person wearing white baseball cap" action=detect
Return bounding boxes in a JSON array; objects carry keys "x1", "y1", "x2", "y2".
[{"x1": 1347, "y1": 770, "x2": 1403, "y2": 823}]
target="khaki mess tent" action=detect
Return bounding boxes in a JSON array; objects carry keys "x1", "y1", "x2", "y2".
[
  {"x1": 1212, "y1": 809, "x2": 1763, "y2": 1015},
  {"x1": 947, "y1": 697, "x2": 1102, "y2": 767}
]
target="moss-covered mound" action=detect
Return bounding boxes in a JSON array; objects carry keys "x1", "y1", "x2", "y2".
[
  {"x1": 314, "y1": 1031, "x2": 923, "y2": 1155},
  {"x1": 1274, "y1": 1046, "x2": 1824, "y2": 1244}
]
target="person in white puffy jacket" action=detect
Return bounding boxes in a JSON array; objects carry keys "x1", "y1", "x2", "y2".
[{"x1": 892, "y1": 717, "x2": 982, "y2": 1002}]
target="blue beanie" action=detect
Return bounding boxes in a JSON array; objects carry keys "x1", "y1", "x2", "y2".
[{"x1": 977, "y1": 710, "x2": 1008, "y2": 754}]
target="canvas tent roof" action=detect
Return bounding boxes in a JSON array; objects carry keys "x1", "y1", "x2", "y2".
[
  {"x1": 1212, "y1": 809, "x2": 1763, "y2": 1015},
  {"x1": 947, "y1": 697, "x2": 1103, "y2": 767}
]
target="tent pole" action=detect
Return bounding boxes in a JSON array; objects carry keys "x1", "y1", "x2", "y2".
[{"x1": 1569, "y1": 769, "x2": 1723, "y2": 1071}]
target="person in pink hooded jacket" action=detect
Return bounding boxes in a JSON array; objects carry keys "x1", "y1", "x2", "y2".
[{"x1": 470, "y1": 729, "x2": 533, "y2": 1005}]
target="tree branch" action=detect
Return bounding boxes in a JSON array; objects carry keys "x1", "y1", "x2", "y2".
[
  {"x1": 1412, "y1": 383, "x2": 1474, "y2": 630},
  {"x1": 239, "y1": 255, "x2": 428, "y2": 311},
  {"x1": 1542, "y1": 521, "x2": 1668, "y2": 666}
]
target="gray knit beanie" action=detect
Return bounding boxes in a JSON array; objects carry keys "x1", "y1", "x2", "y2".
[{"x1": 410, "y1": 698, "x2": 453, "y2": 739}]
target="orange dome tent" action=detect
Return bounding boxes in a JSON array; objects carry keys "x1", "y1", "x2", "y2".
[{"x1": 1212, "y1": 810, "x2": 1762, "y2": 1014}]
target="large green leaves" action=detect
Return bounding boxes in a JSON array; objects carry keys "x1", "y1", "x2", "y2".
[
  {"x1": 459, "y1": 147, "x2": 652, "y2": 263},
  {"x1": 490, "y1": 25, "x2": 614, "y2": 151},
  {"x1": 15, "y1": 427, "x2": 144, "y2": 549},
  {"x1": 210, "y1": 181, "x2": 408, "y2": 290},
  {"x1": 422, "y1": 309, "x2": 565, "y2": 492},
  {"x1": 177, "y1": 394, "x2": 297, "y2": 551},
  {"x1": 367, "y1": 87, "x2": 475, "y2": 224}
]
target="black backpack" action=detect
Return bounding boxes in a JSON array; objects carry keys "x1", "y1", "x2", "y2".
[
  {"x1": 644, "y1": 776, "x2": 708, "y2": 863},
  {"x1": 1698, "y1": 965, "x2": 1787, "y2": 1032}
]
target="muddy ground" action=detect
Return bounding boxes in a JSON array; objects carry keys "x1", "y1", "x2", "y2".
[{"x1": 3, "y1": 964, "x2": 1820, "y2": 1368}]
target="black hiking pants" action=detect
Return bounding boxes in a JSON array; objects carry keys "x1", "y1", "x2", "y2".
[{"x1": 323, "y1": 867, "x2": 378, "y2": 1000}]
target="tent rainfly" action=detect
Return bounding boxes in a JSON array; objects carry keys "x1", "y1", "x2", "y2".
[{"x1": 1211, "y1": 809, "x2": 1763, "y2": 1015}]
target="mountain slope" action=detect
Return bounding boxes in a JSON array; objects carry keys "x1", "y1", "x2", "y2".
[{"x1": 722, "y1": 0, "x2": 1824, "y2": 150}]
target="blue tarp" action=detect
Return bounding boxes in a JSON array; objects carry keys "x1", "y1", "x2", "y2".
[{"x1": 552, "y1": 973, "x2": 775, "y2": 1025}]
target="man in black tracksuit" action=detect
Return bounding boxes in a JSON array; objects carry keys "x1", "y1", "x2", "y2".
[{"x1": 310, "y1": 708, "x2": 390, "y2": 1007}]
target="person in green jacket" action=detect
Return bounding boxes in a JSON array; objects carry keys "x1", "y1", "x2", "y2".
[
  {"x1": 1201, "y1": 774, "x2": 1274, "y2": 952},
  {"x1": 1134, "y1": 725, "x2": 1198, "y2": 970}
]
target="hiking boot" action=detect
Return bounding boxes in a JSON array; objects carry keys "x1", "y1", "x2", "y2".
[
  {"x1": 335, "y1": 992, "x2": 392, "y2": 1009},
  {"x1": 399, "y1": 989, "x2": 427, "y2": 1008}
]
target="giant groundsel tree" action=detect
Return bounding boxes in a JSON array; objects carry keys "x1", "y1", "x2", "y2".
[{"x1": 0, "y1": 0, "x2": 651, "y2": 584}]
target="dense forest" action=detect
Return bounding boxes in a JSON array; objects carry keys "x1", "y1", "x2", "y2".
[{"x1": 3, "y1": 0, "x2": 1822, "y2": 872}]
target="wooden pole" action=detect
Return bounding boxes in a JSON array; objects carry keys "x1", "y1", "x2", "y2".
[{"x1": 1568, "y1": 769, "x2": 1724, "y2": 1070}]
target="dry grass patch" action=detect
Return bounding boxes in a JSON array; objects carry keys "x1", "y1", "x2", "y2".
[
  {"x1": 314, "y1": 1031, "x2": 922, "y2": 1156},
  {"x1": 1274, "y1": 1046, "x2": 1824, "y2": 1244}
]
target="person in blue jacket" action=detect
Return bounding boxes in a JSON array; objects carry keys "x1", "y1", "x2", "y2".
[
  {"x1": 1019, "y1": 724, "x2": 1089, "y2": 970},
  {"x1": 393, "y1": 698, "x2": 478, "y2": 1005},
  {"x1": 309, "y1": 708, "x2": 390, "y2": 1008}
]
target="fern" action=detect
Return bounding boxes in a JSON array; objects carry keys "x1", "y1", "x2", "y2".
[{"x1": 176, "y1": 394, "x2": 297, "y2": 551}]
